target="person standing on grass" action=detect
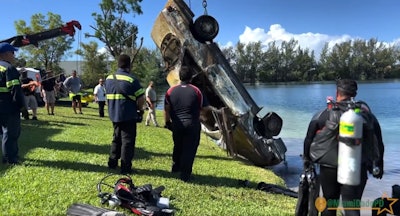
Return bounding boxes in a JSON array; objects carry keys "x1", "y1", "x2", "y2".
[
  {"x1": 63, "y1": 70, "x2": 84, "y2": 114},
  {"x1": 0, "y1": 42, "x2": 25, "y2": 165},
  {"x1": 20, "y1": 70, "x2": 38, "y2": 120},
  {"x1": 164, "y1": 65, "x2": 210, "y2": 182},
  {"x1": 105, "y1": 54, "x2": 145, "y2": 174},
  {"x1": 93, "y1": 78, "x2": 106, "y2": 117},
  {"x1": 40, "y1": 70, "x2": 57, "y2": 115},
  {"x1": 145, "y1": 81, "x2": 159, "y2": 127}
]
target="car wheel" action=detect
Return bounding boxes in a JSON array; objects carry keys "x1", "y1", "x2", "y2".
[{"x1": 192, "y1": 15, "x2": 219, "y2": 43}]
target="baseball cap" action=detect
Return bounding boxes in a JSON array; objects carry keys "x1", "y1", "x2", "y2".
[{"x1": 0, "y1": 42, "x2": 18, "y2": 53}]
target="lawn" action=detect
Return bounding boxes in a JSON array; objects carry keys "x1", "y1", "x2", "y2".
[{"x1": 0, "y1": 102, "x2": 297, "y2": 216}]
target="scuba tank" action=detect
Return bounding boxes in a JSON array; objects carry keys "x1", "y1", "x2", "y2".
[{"x1": 337, "y1": 101, "x2": 364, "y2": 185}]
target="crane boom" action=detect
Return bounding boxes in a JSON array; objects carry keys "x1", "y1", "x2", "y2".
[{"x1": 0, "y1": 20, "x2": 81, "y2": 47}]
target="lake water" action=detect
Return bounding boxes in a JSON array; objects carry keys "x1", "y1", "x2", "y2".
[
  {"x1": 157, "y1": 81, "x2": 400, "y2": 202},
  {"x1": 246, "y1": 81, "x2": 400, "y2": 202}
]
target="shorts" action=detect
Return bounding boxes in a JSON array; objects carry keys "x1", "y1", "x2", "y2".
[
  {"x1": 71, "y1": 94, "x2": 81, "y2": 102},
  {"x1": 25, "y1": 95, "x2": 38, "y2": 109},
  {"x1": 43, "y1": 90, "x2": 56, "y2": 104}
]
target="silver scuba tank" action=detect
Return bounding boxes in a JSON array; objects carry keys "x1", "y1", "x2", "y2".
[{"x1": 337, "y1": 106, "x2": 364, "y2": 185}]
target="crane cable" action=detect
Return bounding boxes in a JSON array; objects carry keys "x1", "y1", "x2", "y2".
[
  {"x1": 76, "y1": 29, "x2": 82, "y2": 72},
  {"x1": 202, "y1": 0, "x2": 208, "y2": 15}
]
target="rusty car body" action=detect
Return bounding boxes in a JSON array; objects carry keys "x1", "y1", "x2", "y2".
[{"x1": 151, "y1": 0, "x2": 287, "y2": 167}]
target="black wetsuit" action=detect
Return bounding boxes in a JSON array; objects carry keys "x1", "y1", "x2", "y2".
[
  {"x1": 164, "y1": 82, "x2": 208, "y2": 181},
  {"x1": 303, "y1": 99, "x2": 384, "y2": 216}
]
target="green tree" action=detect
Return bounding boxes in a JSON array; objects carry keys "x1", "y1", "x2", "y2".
[
  {"x1": 131, "y1": 47, "x2": 165, "y2": 86},
  {"x1": 88, "y1": 0, "x2": 143, "y2": 61},
  {"x1": 259, "y1": 41, "x2": 281, "y2": 82},
  {"x1": 365, "y1": 38, "x2": 397, "y2": 79},
  {"x1": 234, "y1": 41, "x2": 263, "y2": 83},
  {"x1": 279, "y1": 39, "x2": 298, "y2": 81},
  {"x1": 292, "y1": 47, "x2": 316, "y2": 81},
  {"x1": 14, "y1": 12, "x2": 75, "y2": 70},
  {"x1": 77, "y1": 41, "x2": 109, "y2": 88},
  {"x1": 234, "y1": 42, "x2": 247, "y2": 81},
  {"x1": 317, "y1": 43, "x2": 330, "y2": 80},
  {"x1": 221, "y1": 46, "x2": 237, "y2": 68},
  {"x1": 319, "y1": 38, "x2": 399, "y2": 81},
  {"x1": 326, "y1": 41, "x2": 352, "y2": 79}
]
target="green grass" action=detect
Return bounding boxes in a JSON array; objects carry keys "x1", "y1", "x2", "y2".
[{"x1": 0, "y1": 103, "x2": 297, "y2": 216}]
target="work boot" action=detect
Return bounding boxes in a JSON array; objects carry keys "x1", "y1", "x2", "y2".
[
  {"x1": 120, "y1": 160, "x2": 134, "y2": 174},
  {"x1": 107, "y1": 158, "x2": 118, "y2": 169},
  {"x1": 171, "y1": 162, "x2": 180, "y2": 173},
  {"x1": 180, "y1": 173, "x2": 193, "y2": 182}
]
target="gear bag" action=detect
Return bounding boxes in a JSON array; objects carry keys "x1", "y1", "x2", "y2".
[{"x1": 97, "y1": 174, "x2": 174, "y2": 216}]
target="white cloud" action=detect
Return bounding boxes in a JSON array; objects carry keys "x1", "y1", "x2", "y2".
[
  {"x1": 98, "y1": 46, "x2": 108, "y2": 55},
  {"x1": 97, "y1": 47, "x2": 115, "y2": 61},
  {"x1": 223, "y1": 24, "x2": 399, "y2": 58},
  {"x1": 235, "y1": 24, "x2": 356, "y2": 57}
]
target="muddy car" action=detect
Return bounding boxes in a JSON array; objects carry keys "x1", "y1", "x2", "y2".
[{"x1": 151, "y1": 0, "x2": 287, "y2": 167}]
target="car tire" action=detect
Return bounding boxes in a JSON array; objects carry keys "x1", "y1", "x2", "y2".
[{"x1": 191, "y1": 15, "x2": 219, "y2": 43}]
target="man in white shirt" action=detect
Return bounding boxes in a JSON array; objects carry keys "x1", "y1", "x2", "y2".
[
  {"x1": 145, "y1": 81, "x2": 159, "y2": 127},
  {"x1": 93, "y1": 78, "x2": 106, "y2": 117}
]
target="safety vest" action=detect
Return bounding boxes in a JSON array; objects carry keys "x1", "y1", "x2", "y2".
[
  {"x1": 105, "y1": 72, "x2": 145, "y2": 122},
  {"x1": 0, "y1": 61, "x2": 24, "y2": 114},
  {"x1": 106, "y1": 74, "x2": 144, "y2": 101},
  {"x1": 0, "y1": 65, "x2": 19, "y2": 93}
]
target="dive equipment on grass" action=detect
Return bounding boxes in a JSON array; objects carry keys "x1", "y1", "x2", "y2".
[
  {"x1": 337, "y1": 101, "x2": 363, "y2": 186},
  {"x1": 257, "y1": 182, "x2": 298, "y2": 198},
  {"x1": 66, "y1": 203, "x2": 126, "y2": 216},
  {"x1": 295, "y1": 161, "x2": 319, "y2": 216},
  {"x1": 372, "y1": 160, "x2": 381, "y2": 176},
  {"x1": 97, "y1": 174, "x2": 174, "y2": 216}
]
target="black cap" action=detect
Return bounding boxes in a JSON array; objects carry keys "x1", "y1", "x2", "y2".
[{"x1": 337, "y1": 79, "x2": 358, "y2": 97}]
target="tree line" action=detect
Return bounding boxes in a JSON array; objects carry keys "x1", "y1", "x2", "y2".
[
  {"x1": 222, "y1": 38, "x2": 400, "y2": 83},
  {"x1": 11, "y1": 0, "x2": 400, "y2": 88}
]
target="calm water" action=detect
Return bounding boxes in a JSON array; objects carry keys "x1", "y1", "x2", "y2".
[
  {"x1": 156, "y1": 81, "x2": 400, "y2": 202},
  {"x1": 246, "y1": 81, "x2": 400, "y2": 202}
]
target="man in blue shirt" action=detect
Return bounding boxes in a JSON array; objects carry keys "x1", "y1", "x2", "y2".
[{"x1": 105, "y1": 54, "x2": 145, "y2": 174}]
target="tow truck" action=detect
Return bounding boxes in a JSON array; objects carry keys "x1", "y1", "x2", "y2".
[
  {"x1": 1, "y1": 20, "x2": 82, "y2": 106},
  {"x1": 151, "y1": 0, "x2": 287, "y2": 167},
  {"x1": 1, "y1": 20, "x2": 81, "y2": 48}
]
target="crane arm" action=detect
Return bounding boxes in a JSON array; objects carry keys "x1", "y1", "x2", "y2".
[{"x1": 1, "y1": 20, "x2": 82, "y2": 47}]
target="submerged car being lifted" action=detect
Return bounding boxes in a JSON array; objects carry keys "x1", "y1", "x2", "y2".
[{"x1": 151, "y1": 0, "x2": 287, "y2": 167}]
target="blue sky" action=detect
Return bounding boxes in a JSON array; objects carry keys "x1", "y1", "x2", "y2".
[{"x1": 1, "y1": 0, "x2": 400, "y2": 59}]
